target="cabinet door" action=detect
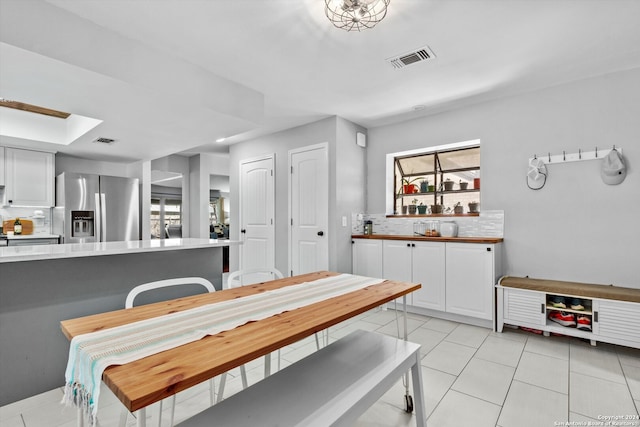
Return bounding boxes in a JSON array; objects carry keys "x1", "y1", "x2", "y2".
[
  {"x1": 0, "y1": 147, "x2": 5, "y2": 187},
  {"x1": 5, "y1": 148, "x2": 54, "y2": 207},
  {"x1": 382, "y1": 240, "x2": 412, "y2": 282},
  {"x1": 445, "y1": 243, "x2": 495, "y2": 320},
  {"x1": 352, "y1": 239, "x2": 383, "y2": 278},
  {"x1": 503, "y1": 288, "x2": 545, "y2": 326},
  {"x1": 594, "y1": 299, "x2": 640, "y2": 347},
  {"x1": 412, "y1": 241, "x2": 446, "y2": 311}
]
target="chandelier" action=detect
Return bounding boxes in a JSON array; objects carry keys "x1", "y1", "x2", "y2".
[{"x1": 324, "y1": 0, "x2": 390, "y2": 32}]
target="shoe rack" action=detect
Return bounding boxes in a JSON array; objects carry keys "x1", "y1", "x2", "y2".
[{"x1": 496, "y1": 281, "x2": 640, "y2": 349}]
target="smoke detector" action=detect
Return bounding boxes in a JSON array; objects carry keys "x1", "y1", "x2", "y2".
[
  {"x1": 387, "y1": 45, "x2": 436, "y2": 69},
  {"x1": 92, "y1": 137, "x2": 116, "y2": 145}
]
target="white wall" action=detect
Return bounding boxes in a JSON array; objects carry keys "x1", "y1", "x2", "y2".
[
  {"x1": 229, "y1": 116, "x2": 367, "y2": 275},
  {"x1": 367, "y1": 68, "x2": 640, "y2": 288}
]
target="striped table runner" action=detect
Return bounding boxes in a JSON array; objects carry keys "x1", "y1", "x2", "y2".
[{"x1": 63, "y1": 273, "x2": 384, "y2": 424}]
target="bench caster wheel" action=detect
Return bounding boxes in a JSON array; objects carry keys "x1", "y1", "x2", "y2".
[{"x1": 404, "y1": 394, "x2": 414, "y2": 413}]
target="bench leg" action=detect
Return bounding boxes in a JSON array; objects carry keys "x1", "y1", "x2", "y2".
[{"x1": 410, "y1": 352, "x2": 427, "y2": 427}]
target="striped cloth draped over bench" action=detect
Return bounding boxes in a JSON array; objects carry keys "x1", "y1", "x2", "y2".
[{"x1": 63, "y1": 273, "x2": 384, "y2": 425}]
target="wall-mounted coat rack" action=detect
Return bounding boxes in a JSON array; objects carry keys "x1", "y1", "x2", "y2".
[{"x1": 529, "y1": 146, "x2": 623, "y2": 165}]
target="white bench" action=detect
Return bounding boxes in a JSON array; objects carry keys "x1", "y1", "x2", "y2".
[{"x1": 177, "y1": 329, "x2": 426, "y2": 427}]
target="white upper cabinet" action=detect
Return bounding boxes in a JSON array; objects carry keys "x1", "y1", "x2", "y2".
[
  {"x1": 5, "y1": 148, "x2": 54, "y2": 207},
  {"x1": 0, "y1": 147, "x2": 5, "y2": 187}
]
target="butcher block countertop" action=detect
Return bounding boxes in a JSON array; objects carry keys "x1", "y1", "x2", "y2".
[{"x1": 352, "y1": 234, "x2": 503, "y2": 244}]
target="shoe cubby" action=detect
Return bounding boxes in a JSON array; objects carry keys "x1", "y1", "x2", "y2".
[{"x1": 497, "y1": 278, "x2": 640, "y2": 349}]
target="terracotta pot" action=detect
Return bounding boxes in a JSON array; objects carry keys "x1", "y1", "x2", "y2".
[
  {"x1": 408, "y1": 205, "x2": 417, "y2": 214},
  {"x1": 454, "y1": 205, "x2": 464, "y2": 214},
  {"x1": 459, "y1": 182, "x2": 469, "y2": 190},
  {"x1": 403, "y1": 184, "x2": 416, "y2": 194},
  {"x1": 443, "y1": 180, "x2": 454, "y2": 191},
  {"x1": 430, "y1": 204, "x2": 442, "y2": 214}
]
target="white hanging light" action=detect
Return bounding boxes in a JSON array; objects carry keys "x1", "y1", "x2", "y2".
[{"x1": 324, "y1": 0, "x2": 390, "y2": 32}]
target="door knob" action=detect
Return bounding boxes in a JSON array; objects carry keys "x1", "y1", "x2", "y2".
[
  {"x1": 317, "y1": 231, "x2": 324, "y2": 236},
  {"x1": 241, "y1": 229, "x2": 246, "y2": 234}
]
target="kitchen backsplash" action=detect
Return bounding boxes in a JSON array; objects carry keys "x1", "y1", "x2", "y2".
[
  {"x1": 352, "y1": 210, "x2": 504, "y2": 238},
  {"x1": 0, "y1": 207, "x2": 53, "y2": 235}
]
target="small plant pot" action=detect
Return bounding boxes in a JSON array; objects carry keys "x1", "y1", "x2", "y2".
[
  {"x1": 408, "y1": 205, "x2": 417, "y2": 214},
  {"x1": 417, "y1": 205, "x2": 428, "y2": 214},
  {"x1": 427, "y1": 185, "x2": 435, "y2": 192},
  {"x1": 401, "y1": 205, "x2": 408, "y2": 215},
  {"x1": 443, "y1": 181, "x2": 455, "y2": 191},
  {"x1": 430, "y1": 204, "x2": 443, "y2": 214},
  {"x1": 403, "y1": 184, "x2": 416, "y2": 194},
  {"x1": 454, "y1": 205, "x2": 464, "y2": 214},
  {"x1": 459, "y1": 182, "x2": 469, "y2": 190},
  {"x1": 468, "y1": 203, "x2": 479, "y2": 213},
  {"x1": 419, "y1": 182, "x2": 428, "y2": 193}
]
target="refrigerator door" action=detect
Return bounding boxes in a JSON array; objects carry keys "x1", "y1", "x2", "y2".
[
  {"x1": 99, "y1": 175, "x2": 140, "y2": 242},
  {"x1": 55, "y1": 173, "x2": 99, "y2": 244}
]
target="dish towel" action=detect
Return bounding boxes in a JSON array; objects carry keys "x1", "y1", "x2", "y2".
[{"x1": 62, "y1": 273, "x2": 384, "y2": 425}]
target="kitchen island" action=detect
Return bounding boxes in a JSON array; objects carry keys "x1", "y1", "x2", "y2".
[{"x1": 0, "y1": 238, "x2": 239, "y2": 406}]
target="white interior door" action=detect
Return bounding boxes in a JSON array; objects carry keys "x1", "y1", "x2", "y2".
[
  {"x1": 289, "y1": 144, "x2": 329, "y2": 276},
  {"x1": 239, "y1": 156, "x2": 275, "y2": 279}
]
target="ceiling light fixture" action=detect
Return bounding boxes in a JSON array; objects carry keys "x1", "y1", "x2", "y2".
[
  {"x1": 324, "y1": 0, "x2": 390, "y2": 32},
  {"x1": 215, "y1": 137, "x2": 226, "y2": 143}
]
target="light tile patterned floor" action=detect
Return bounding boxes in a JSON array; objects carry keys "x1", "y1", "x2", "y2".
[{"x1": 1, "y1": 309, "x2": 639, "y2": 427}]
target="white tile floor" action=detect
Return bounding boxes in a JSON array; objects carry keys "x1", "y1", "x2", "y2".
[{"x1": 1, "y1": 309, "x2": 639, "y2": 427}]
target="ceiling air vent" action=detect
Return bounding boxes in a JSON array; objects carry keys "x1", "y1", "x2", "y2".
[
  {"x1": 387, "y1": 46, "x2": 436, "y2": 69},
  {"x1": 92, "y1": 137, "x2": 116, "y2": 145}
]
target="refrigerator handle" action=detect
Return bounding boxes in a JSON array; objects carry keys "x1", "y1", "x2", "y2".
[
  {"x1": 95, "y1": 193, "x2": 102, "y2": 242},
  {"x1": 100, "y1": 193, "x2": 107, "y2": 242}
]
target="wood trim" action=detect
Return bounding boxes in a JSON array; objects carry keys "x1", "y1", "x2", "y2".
[
  {"x1": 60, "y1": 271, "x2": 420, "y2": 412},
  {"x1": 352, "y1": 234, "x2": 503, "y2": 244},
  {"x1": 0, "y1": 100, "x2": 70, "y2": 119}
]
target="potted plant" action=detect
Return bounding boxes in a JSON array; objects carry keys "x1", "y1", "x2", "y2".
[
  {"x1": 417, "y1": 202, "x2": 428, "y2": 214},
  {"x1": 430, "y1": 204, "x2": 443, "y2": 214},
  {"x1": 401, "y1": 177, "x2": 422, "y2": 194},
  {"x1": 401, "y1": 205, "x2": 408, "y2": 214},
  {"x1": 443, "y1": 178, "x2": 455, "y2": 191},
  {"x1": 459, "y1": 180, "x2": 469, "y2": 190},
  {"x1": 419, "y1": 179, "x2": 428, "y2": 193},
  {"x1": 408, "y1": 198, "x2": 418, "y2": 214},
  {"x1": 468, "y1": 201, "x2": 479, "y2": 213},
  {"x1": 454, "y1": 202, "x2": 464, "y2": 214}
]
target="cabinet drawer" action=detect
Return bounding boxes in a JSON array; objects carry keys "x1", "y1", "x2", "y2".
[
  {"x1": 596, "y1": 300, "x2": 640, "y2": 344},
  {"x1": 504, "y1": 288, "x2": 545, "y2": 326}
]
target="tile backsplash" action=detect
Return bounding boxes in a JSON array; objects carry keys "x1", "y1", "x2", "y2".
[
  {"x1": 352, "y1": 210, "x2": 504, "y2": 238},
  {"x1": 0, "y1": 207, "x2": 53, "y2": 235}
]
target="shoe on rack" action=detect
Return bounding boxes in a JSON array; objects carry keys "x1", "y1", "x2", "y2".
[
  {"x1": 549, "y1": 311, "x2": 576, "y2": 327},
  {"x1": 576, "y1": 315, "x2": 592, "y2": 331},
  {"x1": 570, "y1": 298, "x2": 585, "y2": 311},
  {"x1": 549, "y1": 295, "x2": 566, "y2": 309}
]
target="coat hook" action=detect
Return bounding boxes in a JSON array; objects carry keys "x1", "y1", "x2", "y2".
[
  {"x1": 548, "y1": 152, "x2": 551, "y2": 162},
  {"x1": 563, "y1": 151, "x2": 566, "y2": 161},
  {"x1": 579, "y1": 148, "x2": 582, "y2": 159}
]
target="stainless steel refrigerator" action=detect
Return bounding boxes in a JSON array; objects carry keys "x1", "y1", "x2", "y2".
[{"x1": 53, "y1": 172, "x2": 140, "y2": 243}]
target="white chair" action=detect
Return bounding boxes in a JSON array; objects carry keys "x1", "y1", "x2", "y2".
[{"x1": 119, "y1": 277, "x2": 216, "y2": 427}]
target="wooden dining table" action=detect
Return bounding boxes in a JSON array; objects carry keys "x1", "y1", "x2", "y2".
[{"x1": 60, "y1": 271, "x2": 421, "y2": 426}]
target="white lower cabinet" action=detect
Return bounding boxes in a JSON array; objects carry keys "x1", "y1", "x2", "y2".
[
  {"x1": 411, "y1": 242, "x2": 446, "y2": 312},
  {"x1": 352, "y1": 238, "x2": 500, "y2": 321},
  {"x1": 380, "y1": 240, "x2": 446, "y2": 310},
  {"x1": 498, "y1": 286, "x2": 640, "y2": 349},
  {"x1": 445, "y1": 243, "x2": 499, "y2": 321},
  {"x1": 351, "y1": 239, "x2": 383, "y2": 278}
]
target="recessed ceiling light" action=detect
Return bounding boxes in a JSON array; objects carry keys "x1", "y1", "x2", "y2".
[
  {"x1": 413, "y1": 105, "x2": 426, "y2": 111},
  {"x1": 215, "y1": 137, "x2": 226, "y2": 143}
]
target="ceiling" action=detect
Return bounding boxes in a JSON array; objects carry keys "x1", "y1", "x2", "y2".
[{"x1": 1, "y1": 0, "x2": 640, "y2": 163}]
